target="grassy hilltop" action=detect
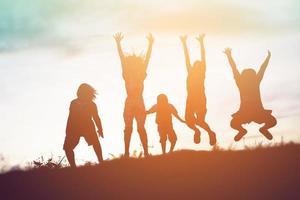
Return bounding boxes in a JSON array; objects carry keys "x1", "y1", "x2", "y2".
[{"x1": 0, "y1": 143, "x2": 300, "y2": 200}]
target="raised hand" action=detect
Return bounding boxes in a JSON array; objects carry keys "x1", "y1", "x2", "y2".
[
  {"x1": 146, "y1": 33, "x2": 154, "y2": 45},
  {"x1": 180, "y1": 35, "x2": 188, "y2": 43},
  {"x1": 267, "y1": 50, "x2": 271, "y2": 57},
  {"x1": 224, "y1": 48, "x2": 232, "y2": 56},
  {"x1": 196, "y1": 34, "x2": 205, "y2": 42},
  {"x1": 114, "y1": 32, "x2": 124, "y2": 43}
]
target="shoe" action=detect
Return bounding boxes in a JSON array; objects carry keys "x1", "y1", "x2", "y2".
[
  {"x1": 259, "y1": 128, "x2": 273, "y2": 140},
  {"x1": 194, "y1": 130, "x2": 201, "y2": 144},
  {"x1": 234, "y1": 129, "x2": 247, "y2": 141},
  {"x1": 209, "y1": 132, "x2": 217, "y2": 146}
]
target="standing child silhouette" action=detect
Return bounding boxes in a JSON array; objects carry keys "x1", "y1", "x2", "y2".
[
  {"x1": 114, "y1": 32, "x2": 154, "y2": 157},
  {"x1": 180, "y1": 34, "x2": 217, "y2": 145},
  {"x1": 224, "y1": 48, "x2": 277, "y2": 141},
  {"x1": 63, "y1": 83, "x2": 104, "y2": 167},
  {"x1": 146, "y1": 94, "x2": 185, "y2": 154}
]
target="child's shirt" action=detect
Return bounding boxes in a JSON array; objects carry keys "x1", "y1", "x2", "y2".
[
  {"x1": 235, "y1": 76, "x2": 265, "y2": 113},
  {"x1": 148, "y1": 103, "x2": 178, "y2": 126},
  {"x1": 186, "y1": 69, "x2": 206, "y2": 101},
  {"x1": 122, "y1": 62, "x2": 147, "y2": 99},
  {"x1": 66, "y1": 98, "x2": 98, "y2": 134}
]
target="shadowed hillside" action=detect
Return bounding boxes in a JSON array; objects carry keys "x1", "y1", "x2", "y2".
[{"x1": 1, "y1": 144, "x2": 300, "y2": 200}]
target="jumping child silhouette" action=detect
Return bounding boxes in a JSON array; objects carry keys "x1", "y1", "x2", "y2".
[
  {"x1": 180, "y1": 34, "x2": 217, "y2": 145},
  {"x1": 63, "y1": 83, "x2": 104, "y2": 167},
  {"x1": 147, "y1": 94, "x2": 185, "y2": 154},
  {"x1": 114, "y1": 32, "x2": 154, "y2": 157},
  {"x1": 224, "y1": 48, "x2": 277, "y2": 141}
]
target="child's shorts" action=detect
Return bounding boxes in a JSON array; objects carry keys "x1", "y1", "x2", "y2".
[
  {"x1": 232, "y1": 109, "x2": 274, "y2": 124},
  {"x1": 157, "y1": 125, "x2": 177, "y2": 143},
  {"x1": 63, "y1": 131, "x2": 99, "y2": 150}
]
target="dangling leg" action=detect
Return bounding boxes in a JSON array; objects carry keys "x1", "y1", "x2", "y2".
[
  {"x1": 198, "y1": 121, "x2": 217, "y2": 146},
  {"x1": 123, "y1": 102, "x2": 134, "y2": 158},
  {"x1": 258, "y1": 113, "x2": 277, "y2": 140},
  {"x1": 63, "y1": 134, "x2": 79, "y2": 167},
  {"x1": 230, "y1": 116, "x2": 247, "y2": 141},
  {"x1": 137, "y1": 124, "x2": 148, "y2": 157},
  {"x1": 161, "y1": 141, "x2": 167, "y2": 154},
  {"x1": 64, "y1": 134, "x2": 80, "y2": 167},
  {"x1": 65, "y1": 148, "x2": 76, "y2": 167},
  {"x1": 169, "y1": 128, "x2": 177, "y2": 153},
  {"x1": 158, "y1": 126, "x2": 167, "y2": 154},
  {"x1": 185, "y1": 99, "x2": 201, "y2": 144},
  {"x1": 136, "y1": 111, "x2": 148, "y2": 157},
  {"x1": 194, "y1": 105, "x2": 217, "y2": 145},
  {"x1": 124, "y1": 126, "x2": 133, "y2": 158},
  {"x1": 92, "y1": 139, "x2": 103, "y2": 163}
]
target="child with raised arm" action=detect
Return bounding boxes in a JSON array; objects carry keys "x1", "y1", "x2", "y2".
[
  {"x1": 114, "y1": 32, "x2": 154, "y2": 157},
  {"x1": 180, "y1": 34, "x2": 217, "y2": 145},
  {"x1": 224, "y1": 48, "x2": 277, "y2": 141},
  {"x1": 63, "y1": 83, "x2": 104, "y2": 167},
  {"x1": 147, "y1": 94, "x2": 185, "y2": 154}
]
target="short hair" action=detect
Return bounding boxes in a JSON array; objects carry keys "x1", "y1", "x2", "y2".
[
  {"x1": 77, "y1": 83, "x2": 97, "y2": 100},
  {"x1": 157, "y1": 93, "x2": 168, "y2": 104}
]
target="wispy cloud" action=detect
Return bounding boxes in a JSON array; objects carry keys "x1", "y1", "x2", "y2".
[{"x1": 1, "y1": 0, "x2": 300, "y2": 52}]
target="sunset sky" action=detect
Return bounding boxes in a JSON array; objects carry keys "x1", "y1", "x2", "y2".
[{"x1": 1, "y1": 0, "x2": 300, "y2": 167}]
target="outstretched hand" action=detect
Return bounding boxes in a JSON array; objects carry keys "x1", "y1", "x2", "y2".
[
  {"x1": 224, "y1": 48, "x2": 232, "y2": 56},
  {"x1": 180, "y1": 35, "x2": 187, "y2": 43},
  {"x1": 114, "y1": 32, "x2": 124, "y2": 43},
  {"x1": 196, "y1": 34, "x2": 205, "y2": 42},
  {"x1": 98, "y1": 129, "x2": 104, "y2": 138},
  {"x1": 146, "y1": 33, "x2": 154, "y2": 44},
  {"x1": 267, "y1": 50, "x2": 271, "y2": 57}
]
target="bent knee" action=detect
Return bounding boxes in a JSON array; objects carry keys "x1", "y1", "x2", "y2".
[
  {"x1": 267, "y1": 115, "x2": 277, "y2": 126},
  {"x1": 160, "y1": 137, "x2": 167, "y2": 143},
  {"x1": 170, "y1": 136, "x2": 177, "y2": 144},
  {"x1": 124, "y1": 126, "x2": 133, "y2": 134},
  {"x1": 137, "y1": 126, "x2": 146, "y2": 133},
  {"x1": 230, "y1": 117, "x2": 242, "y2": 127}
]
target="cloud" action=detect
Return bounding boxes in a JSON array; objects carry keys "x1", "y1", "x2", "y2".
[{"x1": 1, "y1": 0, "x2": 300, "y2": 51}]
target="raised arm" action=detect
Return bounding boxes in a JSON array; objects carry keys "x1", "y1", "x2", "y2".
[
  {"x1": 224, "y1": 48, "x2": 240, "y2": 81},
  {"x1": 257, "y1": 50, "x2": 271, "y2": 82},
  {"x1": 180, "y1": 35, "x2": 192, "y2": 72},
  {"x1": 144, "y1": 33, "x2": 154, "y2": 70},
  {"x1": 113, "y1": 32, "x2": 126, "y2": 70},
  {"x1": 196, "y1": 34, "x2": 206, "y2": 70}
]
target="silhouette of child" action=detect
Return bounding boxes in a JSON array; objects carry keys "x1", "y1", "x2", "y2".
[
  {"x1": 180, "y1": 34, "x2": 216, "y2": 145},
  {"x1": 147, "y1": 94, "x2": 185, "y2": 154},
  {"x1": 224, "y1": 48, "x2": 277, "y2": 141},
  {"x1": 114, "y1": 32, "x2": 154, "y2": 157},
  {"x1": 63, "y1": 83, "x2": 104, "y2": 167}
]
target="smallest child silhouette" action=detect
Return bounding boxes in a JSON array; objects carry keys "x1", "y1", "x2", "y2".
[
  {"x1": 147, "y1": 94, "x2": 185, "y2": 154},
  {"x1": 63, "y1": 83, "x2": 104, "y2": 167}
]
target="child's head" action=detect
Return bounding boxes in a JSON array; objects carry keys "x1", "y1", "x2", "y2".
[
  {"x1": 193, "y1": 60, "x2": 205, "y2": 74},
  {"x1": 77, "y1": 83, "x2": 97, "y2": 101},
  {"x1": 157, "y1": 94, "x2": 168, "y2": 105},
  {"x1": 241, "y1": 68, "x2": 257, "y2": 81}
]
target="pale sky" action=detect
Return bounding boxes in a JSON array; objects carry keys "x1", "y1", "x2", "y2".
[{"x1": 0, "y1": 0, "x2": 300, "y2": 167}]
